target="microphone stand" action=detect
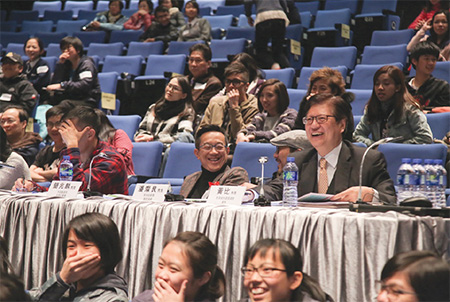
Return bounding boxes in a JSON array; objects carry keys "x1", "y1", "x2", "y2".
[
  {"x1": 84, "y1": 152, "x2": 109, "y2": 197},
  {"x1": 356, "y1": 137, "x2": 402, "y2": 203},
  {"x1": 255, "y1": 156, "x2": 270, "y2": 207}
]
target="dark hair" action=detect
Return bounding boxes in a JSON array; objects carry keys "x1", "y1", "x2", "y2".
[
  {"x1": 195, "y1": 125, "x2": 228, "y2": 149},
  {"x1": 257, "y1": 79, "x2": 289, "y2": 114},
  {"x1": 3, "y1": 105, "x2": 28, "y2": 123},
  {"x1": 62, "y1": 212, "x2": 122, "y2": 273},
  {"x1": 189, "y1": 43, "x2": 212, "y2": 62},
  {"x1": 307, "y1": 67, "x2": 346, "y2": 96},
  {"x1": 224, "y1": 62, "x2": 249, "y2": 83},
  {"x1": 45, "y1": 102, "x2": 74, "y2": 121},
  {"x1": 244, "y1": 239, "x2": 330, "y2": 302},
  {"x1": 0, "y1": 236, "x2": 14, "y2": 275},
  {"x1": 185, "y1": 0, "x2": 199, "y2": 15},
  {"x1": 139, "y1": 0, "x2": 153, "y2": 12},
  {"x1": 109, "y1": 0, "x2": 124, "y2": 10},
  {"x1": 380, "y1": 251, "x2": 450, "y2": 302},
  {"x1": 305, "y1": 94, "x2": 354, "y2": 140},
  {"x1": 155, "y1": 5, "x2": 169, "y2": 16},
  {"x1": 60, "y1": 36, "x2": 84, "y2": 57},
  {"x1": 153, "y1": 75, "x2": 192, "y2": 120},
  {"x1": 23, "y1": 37, "x2": 44, "y2": 56},
  {"x1": 94, "y1": 108, "x2": 117, "y2": 143},
  {"x1": 158, "y1": 0, "x2": 178, "y2": 7},
  {"x1": 0, "y1": 273, "x2": 32, "y2": 301},
  {"x1": 424, "y1": 0, "x2": 449, "y2": 12},
  {"x1": 410, "y1": 41, "x2": 440, "y2": 67},
  {"x1": 165, "y1": 232, "x2": 225, "y2": 300},
  {"x1": 0, "y1": 127, "x2": 12, "y2": 162},
  {"x1": 429, "y1": 10, "x2": 449, "y2": 48},
  {"x1": 231, "y1": 52, "x2": 262, "y2": 81},
  {"x1": 61, "y1": 106, "x2": 101, "y2": 139},
  {"x1": 366, "y1": 65, "x2": 418, "y2": 124}
]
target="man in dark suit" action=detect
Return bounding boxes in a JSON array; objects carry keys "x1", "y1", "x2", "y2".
[{"x1": 263, "y1": 94, "x2": 396, "y2": 204}]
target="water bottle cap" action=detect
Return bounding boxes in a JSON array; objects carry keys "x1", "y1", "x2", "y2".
[
  {"x1": 401, "y1": 158, "x2": 411, "y2": 163},
  {"x1": 412, "y1": 158, "x2": 422, "y2": 164},
  {"x1": 433, "y1": 159, "x2": 442, "y2": 165},
  {"x1": 424, "y1": 159, "x2": 433, "y2": 164},
  {"x1": 63, "y1": 155, "x2": 70, "y2": 160},
  {"x1": 287, "y1": 157, "x2": 295, "y2": 162}
]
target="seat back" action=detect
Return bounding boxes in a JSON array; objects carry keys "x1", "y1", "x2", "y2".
[
  {"x1": 361, "y1": 44, "x2": 408, "y2": 66},
  {"x1": 1, "y1": 21, "x2": 18, "y2": 32},
  {"x1": 96, "y1": 0, "x2": 110, "y2": 11},
  {"x1": 9, "y1": 10, "x2": 39, "y2": 25},
  {"x1": 226, "y1": 27, "x2": 255, "y2": 41},
  {"x1": 87, "y1": 42, "x2": 124, "y2": 62},
  {"x1": 210, "y1": 38, "x2": 246, "y2": 60},
  {"x1": 56, "y1": 20, "x2": 88, "y2": 35},
  {"x1": 78, "y1": 10, "x2": 100, "y2": 21},
  {"x1": 45, "y1": 43, "x2": 61, "y2": 57},
  {"x1": 371, "y1": 29, "x2": 414, "y2": 46},
  {"x1": 145, "y1": 54, "x2": 186, "y2": 76},
  {"x1": 127, "y1": 41, "x2": 164, "y2": 57},
  {"x1": 109, "y1": 30, "x2": 143, "y2": 46},
  {"x1": 196, "y1": 0, "x2": 225, "y2": 10},
  {"x1": 216, "y1": 4, "x2": 245, "y2": 17},
  {"x1": 203, "y1": 15, "x2": 234, "y2": 30},
  {"x1": 35, "y1": 32, "x2": 67, "y2": 47},
  {"x1": 41, "y1": 56, "x2": 58, "y2": 74},
  {"x1": 285, "y1": 24, "x2": 304, "y2": 41},
  {"x1": 300, "y1": 11, "x2": 312, "y2": 28},
  {"x1": 21, "y1": 21, "x2": 53, "y2": 36},
  {"x1": 431, "y1": 61, "x2": 450, "y2": 82},
  {"x1": 350, "y1": 63, "x2": 403, "y2": 89},
  {"x1": 237, "y1": 14, "x2": 255, "y2": 28},
  {"x1": 64, "y1": 0, "x2": 94, "y2": 18},
  {"x1": 310, "y1": 46, "x2": 357, "y2": 70},
  {"x1": 74, "y1": 31, "x2": 107, "y2": 46},
  {"x1": 262, "y1": 68, "x2": 296, "y2": 88},
  {"x1": 360, "y1": 0, "x2": 398, "y2": 15},
  {"x1": 107, "y1": 115, "x2": 142, "y2": 141},
  {"x1": 295, "y1": 1, "x2": 320, "y2": 16},
  {"x1": 0, "y1": 33, "x2": 30, "y2": 48},
  {"x1": 98, "y1": 71, "x2": 120, "y2": 114},
  {"x1": 167, "y1": 41, "x2": 202, "y2": 56},
  {"x1": 103, "y1": 55, "x2": 142, "y2": 76},
  {"x1": 43, "y1": 10, "x2": 73, "y2": 24},
  {"x1": 5, "y1": 43, "x2": 26, "y2": 57},
  {"x1": 297, "y1": 66, "x2": 348, "y2": 90},
  {"x1": 163, "y1": 142, "x2": 201, "y2": 178},
  {"x1": 353, "y1": 115, "x2": 363, "y2": 129},
  {"x1": 313, "y1": 8, "x2": 351, "y2": 29},
  {"x1": 378, "y1": 143, "x2": 447, "y2": 184},
  {"x1": 426, "y1": 112, "x2": 450, "y2": 140},
  {"x1": 324, "y1": 0, "x2": 358, "y2": 15},
  {"x1": 347, "y1": 89, "x2": 372, "y2": 115},
  {"x1": 33, "y1": 1, "x2": 63, "y2": 18},
  {"x1": 132, "y1": 142, "x2": 164, "y2": 177},
  {"x1": 231, "y1": 142, "x2": 278, "y2": 179},
  {"x1": 287, "y1": 88, "x2": 307, "y2": 111}
]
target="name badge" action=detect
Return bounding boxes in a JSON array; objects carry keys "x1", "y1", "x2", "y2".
[
  {"x1": 194, "y1": 82, "x2": 207, "y2": 90},
  {"x1": 47, "y1": 181, "x2": 82, "y2": 198},
  {"x1": 0, "y1": 93, "x2": 12, "y2": 102},
  {"x1": 101, "y1": 92, "x2": 116, "y2": 110},
  {"x1": 207, "y1": 186, "x2": 246, "y2": 205},
  {"x1": 133, "y1": 184, "x2": 170, "y2": 202},
  {"x1": 37, "y1": 65, "x2": 49, "y2": 74},
  {"x1": 79, "y1": 71, "x2": 92, "y2": 79}
]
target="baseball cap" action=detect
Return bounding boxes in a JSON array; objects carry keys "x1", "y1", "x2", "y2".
[
  {"x1": 1, "y1": 52, "x2": 23, "y2": 66},
  {"x1": 270, "y1": 130, "x2": 311, "y2": 150}
]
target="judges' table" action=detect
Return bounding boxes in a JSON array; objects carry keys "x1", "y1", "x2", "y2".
[{"x1": 1, "y1": 191, "x2": 449, "y2": 301}]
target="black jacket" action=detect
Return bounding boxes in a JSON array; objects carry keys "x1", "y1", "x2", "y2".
[
  {"x1": 24, "y1": 58, "x2": 51, "y2": 102},
  {"x1": 0, "y1": 74, "x2": 38, "y2": 115},
  {"x1": 406, "y1": 75, "x2": 450, "y2": 108}
]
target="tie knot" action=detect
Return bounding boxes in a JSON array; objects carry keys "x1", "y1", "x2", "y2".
[{"x1": 320, "y1": 158, "x2": 327, "y2": 169}]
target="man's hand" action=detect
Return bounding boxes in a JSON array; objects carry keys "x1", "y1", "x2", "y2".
[
  {"x1": 46, "y1": 83, "x2": 62, "y2": 91},
  {"x1": 227, "y1": 89, "x2": 240, "y2": 109},
  {"x1": 144, "y1": 38, "x2": 156, "y2": 42},
  {"x1": 236, "y1": 133, "x2": 249, "y2": 143},
  {"x1": 59, "y1": 250, "x2": 101, "y2": 284},
  {"x1": 12, "y1": 178, "x2": 34, "y2": 192},
  {"x1": 134, "y1": 134, "x2": 153, "y2": 142},
  {"x1": 152, "y1": 279, "x2": 187, "y2": 302},
  {"x1": 58, "y1": 51, "x2": 70, "y2": 63},
  {"x1": 242, "y1": 182, "x2": 257, "y2": 190},
  {"x1": 90, "y1": 21, "x2": 101, "y2": 29},
  {"x1": 330, "y1": 186, "x2": 374, "y2": 203},
  {"x1": 247, "y1": 16, "x2": 254, "y2": 27},
  {"x1": 59, "y1": 119, "x2": 89, "y2": 149}
]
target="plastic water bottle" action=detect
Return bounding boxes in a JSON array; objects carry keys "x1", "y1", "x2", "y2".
[
  {"x1": 434, "y1": 159, "x2": 447, "y2": 207},
  {"x1": 424, "y1": 159, "x2": 438, "y2": 207},
  {"x1": 396, "y1": 158, "x2": 414, "y2": 203},
  {"x1": 282, "y1": 157, "x2": 298, "y2": 207},
  {"x1": 411, "y1": 159, "x2": 427, "y2": 198},
  {"x1": 59, "y1": 155, "x2": 73, "y2": 181}
]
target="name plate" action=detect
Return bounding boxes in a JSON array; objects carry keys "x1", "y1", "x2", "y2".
[
  {"x1": 48, "y1": 181, "x2": 82, "y2": 198},
  {"x1": 101, "y1": 92, "x2": 116, "y2": 110},
  {"x1": 133, "y1": 184, "x2": 170, "y2": 202},
  {"x1": 341, "y1": 24, "x2": 350, "y2": 40},
  {"x1": 207, "y1": 186, "x2": 246, "y2": 205}
]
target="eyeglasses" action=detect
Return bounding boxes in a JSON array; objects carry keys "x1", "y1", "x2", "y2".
[
  {"x1": 302, "y1": 115, "x2": 336, "y2": 125},
  {"x1": 188, "y1": 57, "x2": 205, "y2": 64},
  {"x1": 46, "y1": 121, "x2": 61, "y2": 128},
  {"x1": 167, "y1": 83, "x2": 182, "y2": 92},
  {"x1": 225, "y1": 78, "x2": 246, "y2": 86},
  {"x1": 241, "y1": 266, "x2": 287, "y2": 278},
  {"x1": 0, "y1": 119, "x2": 17, "y2": 125},
  {"x1": 199, "y1": 143, "x2": 226, "y2": 152},
  {"x1": 375, "y1": 281, "x2": 416, "y2": 299}
]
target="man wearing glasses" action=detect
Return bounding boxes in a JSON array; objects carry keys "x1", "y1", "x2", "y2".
[
  {"x1": 262, "y1": 94, "x2": 396, "y2": 204},
  {"x1": 180, "y1": 125, "x2": 248, "y2": 199},
  {"x1": 198, "y1": 63, "x2": 259, "y2": 144}
]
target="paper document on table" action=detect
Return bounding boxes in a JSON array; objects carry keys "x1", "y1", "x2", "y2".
[
  {"x1": 298, "y1": 193, "x2": 334, "y2": 202},
  {"x1": 297, "y1": 193, "x2": 349, "y2": 208}
]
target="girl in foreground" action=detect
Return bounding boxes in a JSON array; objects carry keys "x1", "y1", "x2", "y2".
[
  {"x1": 241, "y1": 239, "x2": 333, "y2": 302},
  {"x1": 133, "y1": 231, "x2": 225, "y2": 302}
]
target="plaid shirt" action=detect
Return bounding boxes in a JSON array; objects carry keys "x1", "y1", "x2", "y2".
[{"x1": 56, "y1": 141, "x2": 128, "y2": 195}]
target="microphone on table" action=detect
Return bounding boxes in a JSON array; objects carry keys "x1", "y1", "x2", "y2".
[
  {"x1": 255, "y1": 156, "x2": 270, "y2": 207},
  {"x1": 356, "y1": 137, "x2": 403, "y2": 203},
  {"x1": 84, "y1": 152, "x2": 109, "y2": 197}
]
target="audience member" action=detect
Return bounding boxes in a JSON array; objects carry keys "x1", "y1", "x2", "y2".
[
  {"x1": 237, "y1": 79, "x2": 297, "y2": 144},
  {"x1": 354, "y1": 65, "x2": 433, "y2": 146},
  {"x1": 0, "y1": 127, "x2": 30, "y2": 190},
  {"x1": 14, "y1": 106, "x2": 129, "y2": 194},
  {"x1": 159, "y1": 0, "x2": 186, "y2": 28},
  {"x1": 241, "y1": 238, "x2": 333, "y2": 302},
  {"x1": 47, "y1": 37, "x2": 101, "y2": 108},
  {"x1": 0, "y1": 105, "x2": 42, "y2": 166},
  {"x1": 408, "y1": 0, "x2": 449, "y2": 30},
  {"x1": 262, "y1": 94, "x2": 396, "y2": 204},
  {"x1": 187, "y1": 43, "x2": 222, "y2": 116},
  {"x1": 96, "y1": 109, "x2": 135, "y2": 176},
  {"x1": 30, "y1": 105, "x2": 69, "y2": 182},
  {"x1": 407, "y1": 10, "x2": 450, "y2": 61},
  {"x1": 139, "y1": 6, "x2": 178, "y2": 49},
  {"x1": 178, "y1": 0, "x2": 211, "y2": 42},
  {"x1": 134, "y1": 76, "x2": 195, "y2": 145},
  {"x1": 407, "y1": 41, "x2": 450, "y2": 108},
  {"x1": 0, "y1": 273, "x2": 32, "y2": 302},
  {"x1": 293, "y1": 67, "x2": 354, "y2": 141},
  {"x1": 86, "y1": 0, "x2": 128, "y2": 31},
  {"x1": 0, "y1": 52, "x2": 38, "y2": 116},
  {"x1": 132, "y1": 231, "x2": 225, "y2": 302},
  {"x1": 123, "y1": 0, "x2": 154, "y2": 31},
  {"x1": 180, "y1": 125, "x2": 248, "y2": 199},
  {"x1": 199, "y1": 63, "x2": 259, "y2": 144},
  {"x1": 28, "y1": 212, "x2": 128, "y2": 301},
  {"x1": 23, "y1": 37, "x2": 51, "y2": 103},
  {"x1": 245, "y1": 0, "x2": 290, "y2": 69},
  {"x1": 377, "y1": 250, "x2": 449, "y2": 302}
]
